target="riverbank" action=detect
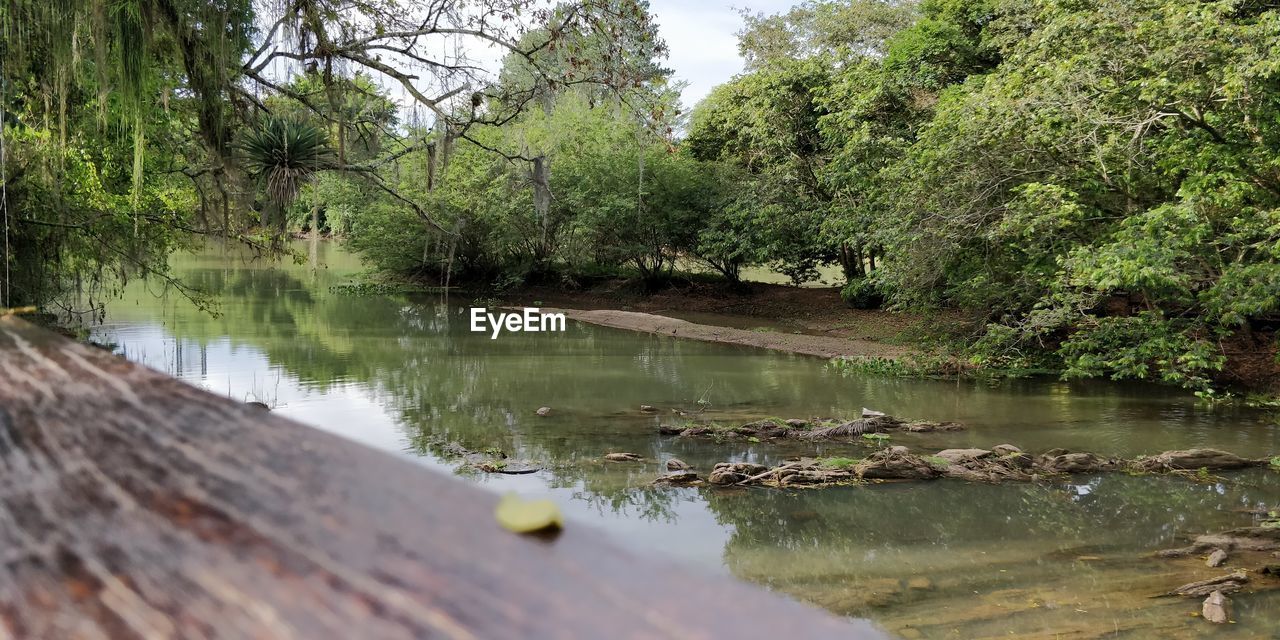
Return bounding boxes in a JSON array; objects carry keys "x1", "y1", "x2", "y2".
[
  {"x1": 491, "y1": 277, "x2": 1280, "y2": 393},
  {"x1": 498, "y1": 280, "x2": 940, "y2": 360}
]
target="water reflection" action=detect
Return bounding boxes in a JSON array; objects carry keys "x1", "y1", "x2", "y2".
[{"x1": 92, "y1": 241, "x2": 1280, "y2": 638}]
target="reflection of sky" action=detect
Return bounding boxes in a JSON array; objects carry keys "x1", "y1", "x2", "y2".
[{"x1": 97, "y1": 318, "x2": 736, "y2": 575}]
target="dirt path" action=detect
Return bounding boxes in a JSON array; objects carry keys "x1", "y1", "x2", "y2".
[{"x1": 548, "y1": 308, "x2": 914, "y2": 359}]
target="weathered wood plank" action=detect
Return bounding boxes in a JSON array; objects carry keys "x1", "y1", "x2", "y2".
[{"x1": 0, "y1": 317, "x2": 881, "y2": 639}]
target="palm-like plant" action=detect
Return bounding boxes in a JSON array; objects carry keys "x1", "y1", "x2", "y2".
[{"x1": 239, "y1": 116, "x2": 335, "y2": 214}]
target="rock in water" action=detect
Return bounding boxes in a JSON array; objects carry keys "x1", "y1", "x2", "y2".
[
  {"x1": 666, "y1": 458, "x2": 691, "y2": 471},
  {"x1": 535, "y1": 406, "x2": 552, "y2": 416},
  {"x1": 604, "y1": 452, "x2": 642, "y2": 462},
  {"x1": 1167, "y1": 572, "x2": 1248, "y2": 597},
  {"x1": 654, "y1": 471, "x2": 700, "y2": 485},
  {"x1": 708, "y1": 462, "x2": 769, "y2": 485},
  {"x1": 934, "y1": 448, "x2": 993, "y2": 463},
  {"x1": 1206, "y1": 548, "x2": 1228, "y2": 567},
  {"x1": 1144, "y1": 448, "x2": 1261, "y2": 471},
  {"x1": 639, "y1": 405, "x2": 658, "y2": 413},
  {"x1": 861, "y1": 407, "x2": 886, "y2": 417},
  {"x1": 1202, "y1": 590, "x2": 1230, "y2": 624}
]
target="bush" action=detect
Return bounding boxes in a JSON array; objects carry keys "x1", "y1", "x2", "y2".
[{"x1": 841, "y1": 278, "x2": 884, "y2": 309}]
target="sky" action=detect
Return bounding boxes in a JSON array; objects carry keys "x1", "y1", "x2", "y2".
[
  {"x1": 254, "y1": 1, "x2": 798, "y2": 118},
  {"x1": 648, "y1": 0, "x2": 796, "y2": 109}
]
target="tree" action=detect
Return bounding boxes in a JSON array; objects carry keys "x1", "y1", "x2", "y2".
[{"x1": 0, "y1": 0, "x2": 669, "y2": 311}]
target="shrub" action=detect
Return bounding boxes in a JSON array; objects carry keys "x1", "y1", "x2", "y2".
[{"x1": 841, "y1": 278, "x2": 885, "y2": 309}]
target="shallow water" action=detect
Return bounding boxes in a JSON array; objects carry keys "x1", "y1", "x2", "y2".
[{"x1": 91, "y1": 241, "x2": 1280, "y2": 638}]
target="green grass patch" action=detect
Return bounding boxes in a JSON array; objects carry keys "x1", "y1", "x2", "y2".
[{"x1": 821, "y1": 457, "x2": 862, "y2": 469}]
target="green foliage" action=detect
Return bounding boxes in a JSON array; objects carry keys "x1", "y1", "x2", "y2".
[
  {"x1": 8, "y1": 0, "x2": 1280, "y2": 394},
  {"x1": 721, "y1": 0, "x2": 1280, "y2": 390},
  {"x1": 820, "y1": 456, "x2": 861, "y2": 469},
  {"x1": 840, "y1": 277, "x2": 884, "y2": 309},
  {"x1": 239, "y1": 117, "x2": 335, "y2": 214},
  {"x1": 828, "y1": 353, "x2": 959, "y2": 379}
]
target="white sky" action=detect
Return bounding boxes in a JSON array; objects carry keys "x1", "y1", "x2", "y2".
[{"x1": 648, "y1": 0, "x2": 795, "y2": 109}]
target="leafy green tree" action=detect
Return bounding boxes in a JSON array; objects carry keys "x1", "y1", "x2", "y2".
[{"x1": 885, "y1": 0, "x2": 1280, "y2": 387}]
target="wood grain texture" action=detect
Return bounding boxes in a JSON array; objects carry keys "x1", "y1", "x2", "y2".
[{"x1": 0, "y1": 317, "x2": 884, "y2": 640}]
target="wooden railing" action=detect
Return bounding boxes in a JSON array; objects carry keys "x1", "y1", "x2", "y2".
[{"x1": 0, "y1": 316, "x2": 884, "y2": 639}]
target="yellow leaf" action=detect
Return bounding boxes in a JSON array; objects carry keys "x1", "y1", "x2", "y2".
[{"x1": 495, "y1": 493, "x2": 563, "y2": 534}]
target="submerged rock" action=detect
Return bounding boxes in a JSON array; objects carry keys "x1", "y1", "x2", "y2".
[
  {"x1": 1165, "y1": 572, "x2": 1248, "y2": 598},
  {"x1": 684, "y1": 443, "x2": 1274, "y2": 490},
  {"x1": 1159, "y1": 527, "x2": 1280, "y2": 557},
  {"x1": 1202, "y1": 590, "x2": 1231, "y2": 624},
  {"x1": 472, "y1": 460, "x2": 542, "y2": 474},
  {"x1": 604, "y1": 452, "x2": 642, "y2": 462},
  {"x1": 1207, "y1": 548, "x2": 1229, "y2": 567},
  {"x1": 734, "y1": 419, "x2": 793, "y2": 438},
  {"x1": 900, "y1": 421, "x2": 964, "y2": 433},
  {"x1": 934, "y1": 448, "x2": 993, "y2": 464},
  {"x1": 665, "y1": 458, "x2": 692, "y2": 471},
  {"x1": 654, "y1": 471, "x2": 700, "y2": 485},
  {"x1": 1036, "y1": 450, "x2": 1120, "y2": 474},
  {"x1": 1132, "y1": 448, "x2": 1263, "y2": 472},
  {"x1": 708, "y1": 462, "x2": 769, "y2": 485},
  {"x1": 662, "y1": 413, "x2": 966, "y2": 441},
  {"x1": 535, "y1": 406, "x2": 552, "y2": 416}
]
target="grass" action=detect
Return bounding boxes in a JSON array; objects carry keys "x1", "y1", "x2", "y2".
[
  {"x1": 821, "y1": 457, "x2": 862, "y2": 469},
  {"x1": 924, "y1": 455, "x2": 951, "y2": 467},
  {"x1": 861, "y1": 433, "x2": 891, "y2": 443}
]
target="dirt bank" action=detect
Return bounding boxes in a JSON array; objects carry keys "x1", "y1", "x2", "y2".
[
  {"x1": 547, "y1": 308, "x2": 916, "y2": 359},
  {"x1": 500, "y1": 279, "x2": 949, "y2": 341},
  {"x1": 489, "y1": 278, "x2": 933, "y2": 358}
]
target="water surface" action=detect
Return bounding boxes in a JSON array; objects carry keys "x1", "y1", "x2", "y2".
[{"x1": 91, "y1": 242, "x2": 1280, "y2": 639}]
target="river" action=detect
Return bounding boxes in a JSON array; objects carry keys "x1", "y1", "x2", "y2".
[{"x1": 89, "y1": 241, "x2": 1280, "y2": 639}]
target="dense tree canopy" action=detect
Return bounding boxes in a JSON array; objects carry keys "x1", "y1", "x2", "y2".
[
  {"x1": 0, "y1": 0, "x2": 665, "y2": 309},
  {"x1": 4, "y1": 0, "x2": 1280, "y2": 390},
  {"x1": 685, "y1": 0, "x2": 1280, "y2": 389}
]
